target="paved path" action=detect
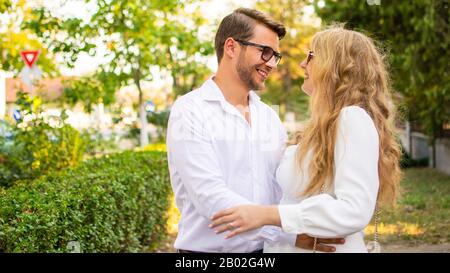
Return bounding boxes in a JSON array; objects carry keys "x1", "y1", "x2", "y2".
[{"x1": 382, "y1": 243, "x2": 450, "y2": 253}]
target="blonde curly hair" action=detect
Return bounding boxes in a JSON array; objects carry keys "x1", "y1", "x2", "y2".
[{"x1": 292, "y1": 25, "x2": 402, "y2": 206}]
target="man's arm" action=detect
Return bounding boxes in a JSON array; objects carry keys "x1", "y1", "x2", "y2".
[{"x1": 167, "y1": 98, "x2": 254, "y2": 220}]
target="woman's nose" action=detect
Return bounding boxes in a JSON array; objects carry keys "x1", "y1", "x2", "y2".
[{"x1": 300, "y1": 59, "x2": 307, "y2": 69}]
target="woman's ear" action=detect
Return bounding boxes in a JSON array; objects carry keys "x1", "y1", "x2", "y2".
[{"x1": 223, "y1": 37, "x2": 238, "y2": 60}]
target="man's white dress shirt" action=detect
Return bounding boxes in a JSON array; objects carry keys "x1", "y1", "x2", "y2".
[{"x1": 167, "y1": 78, "x2": 295, "y2": 252}]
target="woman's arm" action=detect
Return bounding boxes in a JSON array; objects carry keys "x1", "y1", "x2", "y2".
[
  {"x1": 209, "y1": 204, "x2": 345, "y2": 252},
  {"x1": 277, "y1": 107, "x2": 380, "y2": 238}
]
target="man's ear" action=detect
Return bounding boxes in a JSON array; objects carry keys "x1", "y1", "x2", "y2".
[{"x1": 223, "y1": 37, "x2": 238, "y2": 60}]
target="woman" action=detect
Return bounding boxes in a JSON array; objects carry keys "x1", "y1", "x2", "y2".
[{"x1": 209, "y1": 25, "x2": 402, "y2": 253}]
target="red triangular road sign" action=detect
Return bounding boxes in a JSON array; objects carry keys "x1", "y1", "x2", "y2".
[{"x1": 20, "y1": 50, "x2": 40, "y2": 68}]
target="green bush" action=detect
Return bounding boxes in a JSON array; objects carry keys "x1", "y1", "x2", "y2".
[
  {"x1": 0, "y1": 151, "x2": 171, "y2": 253},
  {"x1": 0, "y1": 92, "x2": 85, "y2": 187}
]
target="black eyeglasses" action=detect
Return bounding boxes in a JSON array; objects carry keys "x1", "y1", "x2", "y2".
[
  {"x1": 234, "y1": 39, "x2": 282, "y2": 65},
  {"x1": 306, "y1": 50, "x2": 314, "y2": 65}
]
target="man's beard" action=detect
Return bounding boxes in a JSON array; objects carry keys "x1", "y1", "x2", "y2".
[{"x1": 236, "y1": 53, "x2": 263, "y2": 91}]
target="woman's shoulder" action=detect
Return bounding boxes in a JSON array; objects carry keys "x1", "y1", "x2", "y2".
[
  {"x1": 339, "y1": 106, "x2": 376, "y2": 129},
  {"x1": 340, "y1": 105, "x2": 371, "y2": 118},
  {"x1": 337, "y1": 106, "x2": 379, "y2": 146}
]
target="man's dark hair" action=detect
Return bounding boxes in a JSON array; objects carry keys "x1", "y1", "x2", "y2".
[{"x1": 214, "y1": 8, "x2": 286, "y2": 63}]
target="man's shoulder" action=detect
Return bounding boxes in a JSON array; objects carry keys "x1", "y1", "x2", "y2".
[
  {"x1": 177, "y1": 88, "x2": 203, "y2": 102},
  {"x1": 172, "y1": 88, "x2": 204, "y2": 109}
]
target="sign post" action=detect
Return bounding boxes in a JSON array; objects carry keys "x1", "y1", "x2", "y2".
[{"x1": 19, "y1": 50, "x2": 42, "y2": 89}]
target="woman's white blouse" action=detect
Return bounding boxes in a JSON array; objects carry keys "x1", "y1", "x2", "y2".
[{"x1": 264, "y1": 106, "x2": 380, "y2": 253}]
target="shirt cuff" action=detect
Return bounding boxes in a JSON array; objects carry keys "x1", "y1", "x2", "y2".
[
  {"x1": 278, "y1": 204, "x2": 305, "y2": 235},
  {"x1": 275, "y1": 232, "x2": 297, "y2": 246},
  {"x1": 243, "y1": 226, "x2": 296, "y2": 246}
]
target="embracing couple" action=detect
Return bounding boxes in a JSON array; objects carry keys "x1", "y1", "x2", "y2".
[{"x1": 166, "y1": 8, "x2": 401, "y2": 253}]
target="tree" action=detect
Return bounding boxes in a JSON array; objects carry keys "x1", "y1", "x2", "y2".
[
  {"x1": 25, "y1": 0, "x2": 213, "y2": 147},
  {"x1": 62, "y1": 71, "x2": 121, "y2": 113},
  {"x1": 314, "y1": 0, "x2": 450, "y2": 167},
  {"x1": 165, "y1": 7, "x2": 214, "y2": 98},
  {"x1": 255, "y1": 0, "x2": 317, "y2": 121},
  {"x1": 0, "y1": 0, "x2": 56, "y2": 75}
]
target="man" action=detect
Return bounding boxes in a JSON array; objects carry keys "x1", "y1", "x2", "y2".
[{"x1": 166, "y1": 8, "x2": 343, "y2": 253}]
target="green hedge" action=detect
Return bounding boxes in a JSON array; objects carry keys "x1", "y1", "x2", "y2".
[{"x1": 0, "y1": 151, "x2": 171, "y2": 253}]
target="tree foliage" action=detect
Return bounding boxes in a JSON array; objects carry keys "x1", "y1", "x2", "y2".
[
  {"x1": 315, "y1": 0, "x2": 450, "y2": 143},
  {"x1": 62, "y1": 71, "x2": 121, "y2": 113},
  {"x1": 0, "y1": 0, "x2": 57, "y2": 75},
  {"x1": 256, "y1": 0, "x2": 317, "y2": 120},
  {"x1": 25, "y1": 0, "x2": 213, "y2": 146}
]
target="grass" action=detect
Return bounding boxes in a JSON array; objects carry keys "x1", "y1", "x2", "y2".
[{"x1": 365, "y1": 168, "x2": 450, "y2": 246}]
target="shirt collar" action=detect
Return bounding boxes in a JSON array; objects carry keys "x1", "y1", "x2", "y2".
[
  {"x1": 201, "y1": 77, "x2": 226, "y2": 102},
  {"x1": 202, "y1": 76, "x2": 261, "y2": 104}
]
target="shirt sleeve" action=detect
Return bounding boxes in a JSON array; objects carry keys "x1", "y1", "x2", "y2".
[
  {"x1": 277, "y1": 106, "x2": 380, "y2": 238},
  {"x1": 248, "y1": 226, "x2": 297, "y2": 245},
  {"x1": 167, "y1": 98, "x2": 255, "y2": 220},
  {"x1": 243, "y1": 111, "x2": 296, "y2": 246}
]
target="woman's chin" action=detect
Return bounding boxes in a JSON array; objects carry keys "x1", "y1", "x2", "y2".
[{"x1": 301, "y1": 84, "x2": 312, "y2": 96}]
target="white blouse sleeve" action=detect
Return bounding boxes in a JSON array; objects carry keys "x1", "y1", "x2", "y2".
[{"x1": 278, "y1": 106, "x2": 380, "y2": 238}]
